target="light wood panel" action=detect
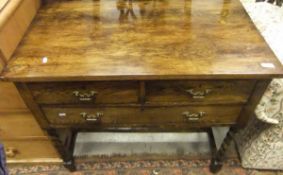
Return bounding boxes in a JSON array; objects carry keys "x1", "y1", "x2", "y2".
[
  {"x1": 3, "y1": 140, "x2": 61, "y2": 163},
  {"x1": 0, "y1": 82, "x2": 26, "y2": 109},
  {"x1": 0, "y1": 49, "x2": 5, "y2": 73},
  {"x1": 0, "y1": 58, "x2": 4, "y2": 73},
  {"x1": 0, "y1": 110, "x2": 45, "y2": 139},
  {"x1": 0, "y1": 0, "x2": 40, "y2": 61},
  {"x1": 0, "y1": 63, "x2": 3, "y2": 73},
  {"x1": 0, "y1": 0, "x2": 9, "y2": 12},
  {"x1": 0, "y1": 0, "x2": 62, "y2": 164}
]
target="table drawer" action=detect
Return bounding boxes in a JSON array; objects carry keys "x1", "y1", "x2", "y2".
[
  {"x1": 3, "y1": 140, "x2": 61, "y2": 163},
  {"x1": 0, "y1": 110, "x2": 45, "y2": 138},
  {"x1": 146, "y1": 80, "x2": 255, "y2": 104},
  {"x1": 43, "y1": 105, "x2": 242, "y2": 126},
  {"x1": 28, "y1": 81, "x2": 139, "y2": 104}
]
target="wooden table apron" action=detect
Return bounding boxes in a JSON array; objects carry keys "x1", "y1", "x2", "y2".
[
  {"x1": 2, "y1": 0, "x2": 283, "y2": 173},
  {"x1": 14, "y1": 79, "x2": 269, "y2": 130},
  {"x1": 13, "y1": 78, "x2": 271, "y2": 172}
]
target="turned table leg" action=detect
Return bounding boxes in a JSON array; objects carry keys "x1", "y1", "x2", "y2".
[
  {"x1": 47, "y1": 129, "x2": 77, "y2": 172},
  {"x1": 209, "y1": 127, "x2": 237, "y2": 174}
]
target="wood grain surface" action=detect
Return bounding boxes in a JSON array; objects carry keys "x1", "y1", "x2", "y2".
[
  {"x1": 0, "y1": 0, "x2": 41, "y2": 61},
  {"x1": 3, "y1": 140, "x2": 61, "y2": 163},
  {"x1": 0, "y1": 110, "x2": 45, "y2": 139},
  {"x1": 2, "y1": 0, "x2": 283, "y2": 81},
  {"x1": 145, "y1": 80, "x2": 255, "y2": 104},
  {"x1": 28, "y1": 81, "x2": 139, "y2": 104},
  {"x1": 0, "y1": 82, "x2": 26, "y2": 109},
  {"x1": 43, "y1": 105, "x2": 241, "y2": 126}
]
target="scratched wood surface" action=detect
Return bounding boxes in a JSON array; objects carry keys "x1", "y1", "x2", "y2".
[{"x1": 2, "y1": 0, "x2": 283, "y2": 81}]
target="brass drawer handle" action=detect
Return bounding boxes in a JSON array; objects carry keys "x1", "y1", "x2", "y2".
[
  {"x1": 152, "y1": 169, "x2": 160, "y2": 175},
  {"x1": 73, "y1": 91, "x2": 97, "y2": 101},
  {"x1": 182, "y1": 111, "x2": 205, "y2": 121},
  {"x1": 58, "y1": 112, "x2": 67, "y2": 119},
  {"x1": 5, "y1": 147, "x2": 18, "y2": 158},
  {"x1": 80, "y1": 112, "x2": 103, "y2": 122},
  {"x1": 185, "y1": 89, "x2": 211, "y2": 99}
]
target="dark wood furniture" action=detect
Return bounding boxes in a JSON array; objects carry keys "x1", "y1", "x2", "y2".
[{"x1": 1, "y1": 0, "x2": 283, "y2": 173}]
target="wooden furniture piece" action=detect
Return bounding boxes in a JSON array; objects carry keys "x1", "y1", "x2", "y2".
[
  {"x1": 1, "y1": 0, "x2": 283, "y2": 173},
  {"x1": 0, "y1": 0, "x2": 41, "y2": 61},
  {"x1": 0, "y1": 83, "x2": 61, "y2": 163},
  {"x1": 0, "y1": 0, "x2": 61, "y2": 164},
  {"x1": 0, "y1": 83, "x2": 62, "y2": 164}
]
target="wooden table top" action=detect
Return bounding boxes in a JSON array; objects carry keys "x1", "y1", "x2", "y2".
[{"x1": 2, "y1": 0, "x2": 283, "y2": 81}]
